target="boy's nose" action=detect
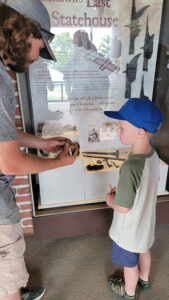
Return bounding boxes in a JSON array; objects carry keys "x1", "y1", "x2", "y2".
[{"x1": 116, "y1": 127, "x2": 120, "y2": 134}]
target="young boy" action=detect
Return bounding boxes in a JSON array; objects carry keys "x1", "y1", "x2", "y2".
[
  {"x1": 0, "y1": 1, "x2": 78, "y2": 299},
  {"x1": 104, "y1": 98, "x2": 163, "y2": 300}
]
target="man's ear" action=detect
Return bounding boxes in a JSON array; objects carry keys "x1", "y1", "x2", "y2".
[{"x1": 138, "y1": 128, "x2": 146, "y2": 137}]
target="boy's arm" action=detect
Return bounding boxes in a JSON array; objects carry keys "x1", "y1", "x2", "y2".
[
  {"x1": 106, "y1": 158, "x2": 142, "y2": 213},
  {"x1": 106, "y1": 192, "x2": 131, "y2": 214}
]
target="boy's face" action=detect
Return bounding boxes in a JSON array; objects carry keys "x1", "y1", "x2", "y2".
[{"x1": 117, "y1": 120, "x2": 139, "y2": 145}]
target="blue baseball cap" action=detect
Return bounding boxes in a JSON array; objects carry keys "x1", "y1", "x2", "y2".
[{"x1": 104, "y1": 98, "x2": 163, "y2": 133}]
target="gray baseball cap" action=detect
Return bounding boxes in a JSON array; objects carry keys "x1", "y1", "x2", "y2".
[{"x1": 2, "y1": 0, "x2": 56, "y2": 61}]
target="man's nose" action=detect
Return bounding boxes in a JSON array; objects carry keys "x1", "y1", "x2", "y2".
[{"x1": 35, "y1": 52, "x2": 40, "y2": 61}]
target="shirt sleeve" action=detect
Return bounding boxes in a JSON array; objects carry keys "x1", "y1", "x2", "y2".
[
  {"x1": 113, "y1": 158, "x2": 145, "y2": 208},
  {"x1": 0, "y1": 78, "x2": 17, "y2": 142}
]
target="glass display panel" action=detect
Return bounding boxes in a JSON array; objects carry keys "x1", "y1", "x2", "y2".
[{"x1": 28, "y1": 0, "x2": 168, "y2": 208}]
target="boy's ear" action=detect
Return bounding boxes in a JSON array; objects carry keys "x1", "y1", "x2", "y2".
[{"x1": 138, "y1": 128, "x2": 146, "y2": 137}]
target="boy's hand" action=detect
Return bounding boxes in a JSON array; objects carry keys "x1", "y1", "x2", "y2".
[
  {"x1": 106, "y1": 190, "x2": 130, "y2": 214},
  {"x1": 106, "y1": 192, "x2": 116, "y2": 207},
  {"x1": 109, "y1": 186, "x2": 116, "y2": 193}
]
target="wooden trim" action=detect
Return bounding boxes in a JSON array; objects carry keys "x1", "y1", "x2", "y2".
[
  {"x1": 34, "y1": 194, "x2": 169, "y2": 217},
  {"x1": 33, "y1": 198, "x2": 169, "y2": 240}
]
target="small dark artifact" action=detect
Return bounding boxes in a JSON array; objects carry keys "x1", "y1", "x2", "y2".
[
  {"x1": 87, "y1": 164, "x2": 104, "y2": 171},
  {"x1": 124, "y1": 53, "x2": 141, "y2": 98},
  {"x1": 141, "y1": 15, "x2": 154, "y2": 71},
  {"x1": 125, "y1": 0, "x2": 149, "y2": 55}
]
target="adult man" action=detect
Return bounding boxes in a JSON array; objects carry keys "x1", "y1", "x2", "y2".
[{"x1": 0, "y1": 1, "x2": 78, "y2": 299}]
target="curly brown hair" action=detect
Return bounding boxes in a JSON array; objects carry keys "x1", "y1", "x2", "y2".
[{"x1": 0, "y1": 3, "x2": 41, "y2": 65}]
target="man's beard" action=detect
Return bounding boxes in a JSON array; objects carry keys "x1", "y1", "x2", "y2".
[{"x1": 8, "y1": 63, "x2": 29, "y2": 73}]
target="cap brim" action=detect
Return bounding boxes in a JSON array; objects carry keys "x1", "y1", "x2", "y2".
[
  {"x1": 104, "y1": 111, "x2": 124, "y2": 120},
  {"x1": 40, "y1": 31, "x2": 56, "y2": 62}
]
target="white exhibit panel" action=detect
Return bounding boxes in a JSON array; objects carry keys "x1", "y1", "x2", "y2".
[
  {"x1": 38, "y1": 158, "x2": 168, "y2": 208},
  {"x1": 39, "y1": 159, "x2": 85, "y2": 208},
  {"x1": 84, "y1": 170, "x2": 119, "y2": 200}
]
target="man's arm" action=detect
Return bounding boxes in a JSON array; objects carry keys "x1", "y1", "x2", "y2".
[
  {"x1": 17, "y1": 130, "x2": 67, "y2": 152},
  {"x1": 106, "y1": 192, "x2": 130, "y2": 214},
  {"x1": 0, "y1": 139, "x2": 78, "y2": 176}
]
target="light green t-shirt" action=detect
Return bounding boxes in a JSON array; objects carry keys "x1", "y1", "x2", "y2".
[{"x1": 109, "y1": 149, "x2": 160, "y2": 253}]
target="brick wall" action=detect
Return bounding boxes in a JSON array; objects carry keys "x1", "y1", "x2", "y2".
[{"x1": 7, "y1": 68, "x2": 34, "y2": 235}]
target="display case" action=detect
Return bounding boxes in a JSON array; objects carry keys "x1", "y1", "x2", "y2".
[{"x1": 17, "y1": 0, "x2": 169, "y2": 239}]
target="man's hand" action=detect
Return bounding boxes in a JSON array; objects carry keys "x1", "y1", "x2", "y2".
[
  {"x1": 17, "y1": 130, "x2": 72, "y2": 152},
  {"x1": 56, "y1": 143, "x2": 79, "y2": 166},
  {"x1": 40, "y1": 137, "x2": 71, "y2": 153}
]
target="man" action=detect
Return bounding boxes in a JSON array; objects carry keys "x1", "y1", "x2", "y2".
[{"x1": 0, "y1": 1, "x2": 78, "y2": 299}]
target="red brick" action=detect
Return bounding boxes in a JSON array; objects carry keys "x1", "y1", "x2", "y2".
[
  {"x1": 15, "y1": 118, "x2": 23, "y2": 127},
  {"x1": 13, "y1": 83, "x2": 18, "y2": 91},
  {"x1": 20, "y1": 211, "x2": 33, "y2": 219},
  {"x1": 12, "y1": 178, "x2": 30, "y2": 186},
  {"x1": 16, "y1": 195, "x2": 32, "y2": 203},
  {"x1": 15, "y1": 95, "x2": 20, "y2": 105},
  {"x1": 19, "y1": 204, "x2": 33, "y2": 211},
  {"x1": 17, "y1": 187, "x2": 31, "y2": 195},
  {"x1": 22, "y1": 219, "x2": 33, "y2": 226},
  {"x1": 7, "y1": 69, "x2": 16, "y2": 80},
  {"x1": 12, "y1": 72, "x2": 34, "y2": 233},
  {"x1": 15, "y1": 107, "x2": 21, "y2": 116}
]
